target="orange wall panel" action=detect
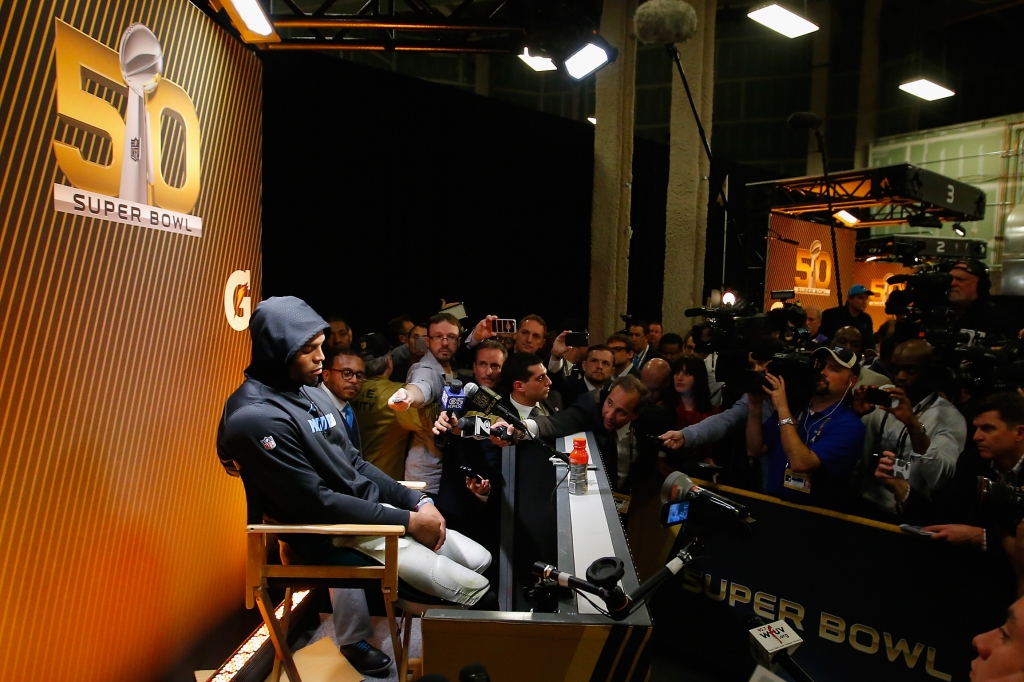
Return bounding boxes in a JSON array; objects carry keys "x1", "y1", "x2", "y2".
[{"x1": 0, "y1": 1, "x2": 261, "y2": 679}]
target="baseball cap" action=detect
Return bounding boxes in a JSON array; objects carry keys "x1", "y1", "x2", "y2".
[
  {"x1": 812, "y1": 346, "x2": 860, "y2": 374},
  {"x1": 949, "y1": 259, "x2": 989, "y2": 278},
  {"x1": 847, "y1": 284, "x2": 877, "y2": 297}
]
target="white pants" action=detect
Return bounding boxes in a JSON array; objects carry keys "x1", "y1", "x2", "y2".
[{"x1": 337, "y1": 527, "x2": 491, "y2": 606}]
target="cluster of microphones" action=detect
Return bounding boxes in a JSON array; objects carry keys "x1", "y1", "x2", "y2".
[{"x1": 433, "y1": 380, "x2": 535, "y2": 446}]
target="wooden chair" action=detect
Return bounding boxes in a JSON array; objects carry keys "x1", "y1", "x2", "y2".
[{"x1": 245, "y1": 480, "x2": 430, "y2": 682}]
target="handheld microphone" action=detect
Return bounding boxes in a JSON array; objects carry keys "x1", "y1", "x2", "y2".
[
  {"x1": 747, "y1": 615, "x2": 813, "y2": 682},
  {"x1": 457, "y1": 415, "x2": 493, "y2": 440},
  {"x1": 786, "y1": 111, "x2": 822, "y2": 131},
  {"x1": 465, "y1": 384, "x2": 533, "y2": 438},
  {"x1": 661, "y1": 471, "x2": 748, "y2": 518},
  {"x1": 634, "y1": 0, "x2": 699, "y2": 45},
  {"x1": 434, "y1": 380, "x2": 474, "y2": 447}
]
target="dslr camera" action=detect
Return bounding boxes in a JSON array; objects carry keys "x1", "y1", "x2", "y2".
[{"x1": 976, "y1": 476, "x2": 1024, "y2": 530}]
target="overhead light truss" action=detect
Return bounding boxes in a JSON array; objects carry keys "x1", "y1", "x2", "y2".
[
  {"x1": 747, "y1": 163, "x2": 986, "y2": 228},
  {"x1": 223, "y1": 0, "x2": 530, "y2": 53}
]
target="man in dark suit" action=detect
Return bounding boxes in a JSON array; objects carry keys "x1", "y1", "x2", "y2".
[
  {"x1": 527, "y1": 375, "x2": 654, "y2": 492},
  {"x1": 607, "y1": 333, "x2": 643, "y2": 381},
  {"x1": 503, "y1": 352, "x2": 563, "y2": 419},
  {"x1": 547, "y1": 341, "x2": 616, "y2": 406},
  {"x1": 320, "y1": 349, "x2": 366, "y2": 450},
  {"x1": 628, "y1": 319, "x2": 659, "y2": 370}
]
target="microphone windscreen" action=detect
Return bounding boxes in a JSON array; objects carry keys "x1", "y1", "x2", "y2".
[
  {"x1": 463, "y1": 382, "x2": 479, "y2": 397},
  {"x1": 787, "y1": 111, "x2": 822, "y2": 131},
  {"x1": 634, "y1": 0, "x2": 699, "y2": 44}
]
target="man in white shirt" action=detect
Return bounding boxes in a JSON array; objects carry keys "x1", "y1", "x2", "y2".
[{"x1": 853, "y1": 339, "x2": 966, "y2": 516}]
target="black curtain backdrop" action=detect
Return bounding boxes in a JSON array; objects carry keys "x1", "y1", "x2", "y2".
[
  {"x1": 628, "y1": 136, "x2": 668, "y2": 323},
  {"x1": 261, "y1": 52, "x2": 595, "y2": 336}
]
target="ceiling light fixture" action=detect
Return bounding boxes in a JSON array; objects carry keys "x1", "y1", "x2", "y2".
[
  {"x1": 587, "y1": 117, "x2": 597, "y2": 124},
  {"x1": 518, "y1": 48, "x2": 557, "y2": 72},
  {"x1": 953, "y1": 223, "x2": 966, "y2": 237},
  {"x1": 747, "y1": 4, "x2": 819, "y2": 39},
  {"x1": 834, "y1": 210, "x2": 860, "y2": 227},
  {"x1": 899, "y1": 79, "x2": 955, "y2": 101},
  {"x1": 226, "y1": 0, "x2": 274, "y2": 36},
  {"x1": 564, "y1": 38, "x2": 617, "y2": 80}
]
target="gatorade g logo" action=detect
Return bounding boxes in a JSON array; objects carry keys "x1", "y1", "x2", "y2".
[
  {"x1": 794, "y1": 240, "x2": 833, "y2": 296},
  {"x1": 52, "y1": 18, "x2": 203, "y2": 236},
  {"x1": 224, "y1": 270, "x2": 252, "y2": 331}
]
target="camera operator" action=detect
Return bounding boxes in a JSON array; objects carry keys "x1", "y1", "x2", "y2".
[
  {"x1": 853, "y1": 339, "x2": 967, "y2": 518},
  {"x1": 949, "y1": 260, "x2": 1015, "y2": 339},
  {"x1": 746, "y1": 346, "x2": 865, "y2": 508}
]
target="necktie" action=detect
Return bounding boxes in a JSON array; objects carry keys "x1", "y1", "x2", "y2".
[
  {"x1": 342, "y1": 404, "x2": 359, "y2": 448},
  {"x1": 529, "y1": 404, "x2": 548, "y2": 419}
]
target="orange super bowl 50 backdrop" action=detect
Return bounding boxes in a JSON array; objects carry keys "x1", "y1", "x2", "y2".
[{"x1": 0, "y1": 1, "x2": 261, "y2": 679}]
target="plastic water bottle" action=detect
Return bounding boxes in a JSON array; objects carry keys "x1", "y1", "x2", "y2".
[{"x1": 568, "y1": 437, "x2": 589, "y2": 495}]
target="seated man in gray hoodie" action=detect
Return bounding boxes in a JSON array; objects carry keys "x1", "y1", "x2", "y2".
[{"x1": 217, "y1": 296, "x2": 490, "y2": 676}]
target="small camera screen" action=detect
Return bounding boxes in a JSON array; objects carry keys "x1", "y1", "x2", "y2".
[{"x1": 667, "y1": 501, "x2": 690, "y2": 524}]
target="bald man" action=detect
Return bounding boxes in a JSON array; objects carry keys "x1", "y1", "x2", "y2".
[
  {"x1": 833, "y1": 326, "x2": 889, "y2": 387},
  {"x1": 641, "y1": 357, "x2": 673, "y2": 405},
  {"x1": 852, "y1": 339, "x2": 967, "y2": 517}
]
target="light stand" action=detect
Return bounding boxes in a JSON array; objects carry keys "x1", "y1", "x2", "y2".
[{"x1": 814, "y1": 128, "x2": 844, "y2": 308}]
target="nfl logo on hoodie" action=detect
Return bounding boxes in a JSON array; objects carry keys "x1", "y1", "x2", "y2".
[{"x1": 260, "y1": 436, "x2": 276, "y2": 450}]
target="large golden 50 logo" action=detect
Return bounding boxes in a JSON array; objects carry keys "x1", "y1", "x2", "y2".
[
  {"x1": 794, "y1": 239, "x2": 833, "y2": 296},
  {"x1": 52, "y1": 18, "x2": 203, "y2": 236}
]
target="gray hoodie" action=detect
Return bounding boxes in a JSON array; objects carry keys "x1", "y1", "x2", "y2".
[{"x1": 217, "y1": 296, "x2": 419, "y2": 558}]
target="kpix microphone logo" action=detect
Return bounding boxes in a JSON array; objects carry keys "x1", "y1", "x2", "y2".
[
  {"x1": 51, "y1": 18, "x2": 203, "y2": 237},
  {"x1": 224, "y1": 270, "x2": 252, "y2": 331}
]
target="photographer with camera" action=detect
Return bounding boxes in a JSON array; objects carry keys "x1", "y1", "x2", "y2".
[
  {"x1": 853, "y1": 339, "x2": 967, "y2": 519},
  {"x1": 746, "y1": 346, "x2": 865, "y2": 509}
]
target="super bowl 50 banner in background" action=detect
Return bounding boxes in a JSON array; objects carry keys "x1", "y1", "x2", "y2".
[
  {"x1": 0, "y1": 2, "x2": 260, "y2": 680},
  {"x1": 763, "y1": 215, "x2": 857, "y2": 315}
]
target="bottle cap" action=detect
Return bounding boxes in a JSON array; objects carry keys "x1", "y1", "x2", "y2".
[{"x1": 573, "y1": 437, "x2": 587, "y2": 447}]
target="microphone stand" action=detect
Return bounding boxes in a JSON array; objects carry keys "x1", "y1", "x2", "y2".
[
  {"x1": 813, "y1": 128, "x2": 843, "y2": 308},
  {"x1": 533, "y1": 538, "x2": 701, "y2": 621},
  {"x1": 665, "y1": 45, "x2": 729, "y2": 212}
]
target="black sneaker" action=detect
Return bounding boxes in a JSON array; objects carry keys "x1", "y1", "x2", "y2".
[{"x1": 339, "y1": 640, "x2": 392, "y2": 677}]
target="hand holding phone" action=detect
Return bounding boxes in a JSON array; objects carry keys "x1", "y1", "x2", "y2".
[
  {"x1": 565, "y1": 332, "x2": 589, "y2": 347},
  {"x1": 491, "y1": 318, "x2": 517, "y2": 335}
]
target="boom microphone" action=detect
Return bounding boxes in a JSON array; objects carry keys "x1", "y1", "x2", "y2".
[
  {"x1": 787, "y1": 111, "x2": 822, "y2": 131},
  {"x1": 634, "y1": 0, "x2": 699, "y2": 45}
]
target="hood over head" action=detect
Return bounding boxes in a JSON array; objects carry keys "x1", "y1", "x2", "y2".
[{"x1": 246, "y1": 296, "x2": 329, "y2": 389}]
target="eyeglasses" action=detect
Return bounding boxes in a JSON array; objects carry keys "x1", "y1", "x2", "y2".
[
  {"x1": 430, "y1": 335, "x2": 460, "y2": 344},
  {"x1": 329, "y1": 368, "x2": 365, "y2": 381},
  {"x1": 608, "y1": 346, "x2": 628, "y2": 353}
]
